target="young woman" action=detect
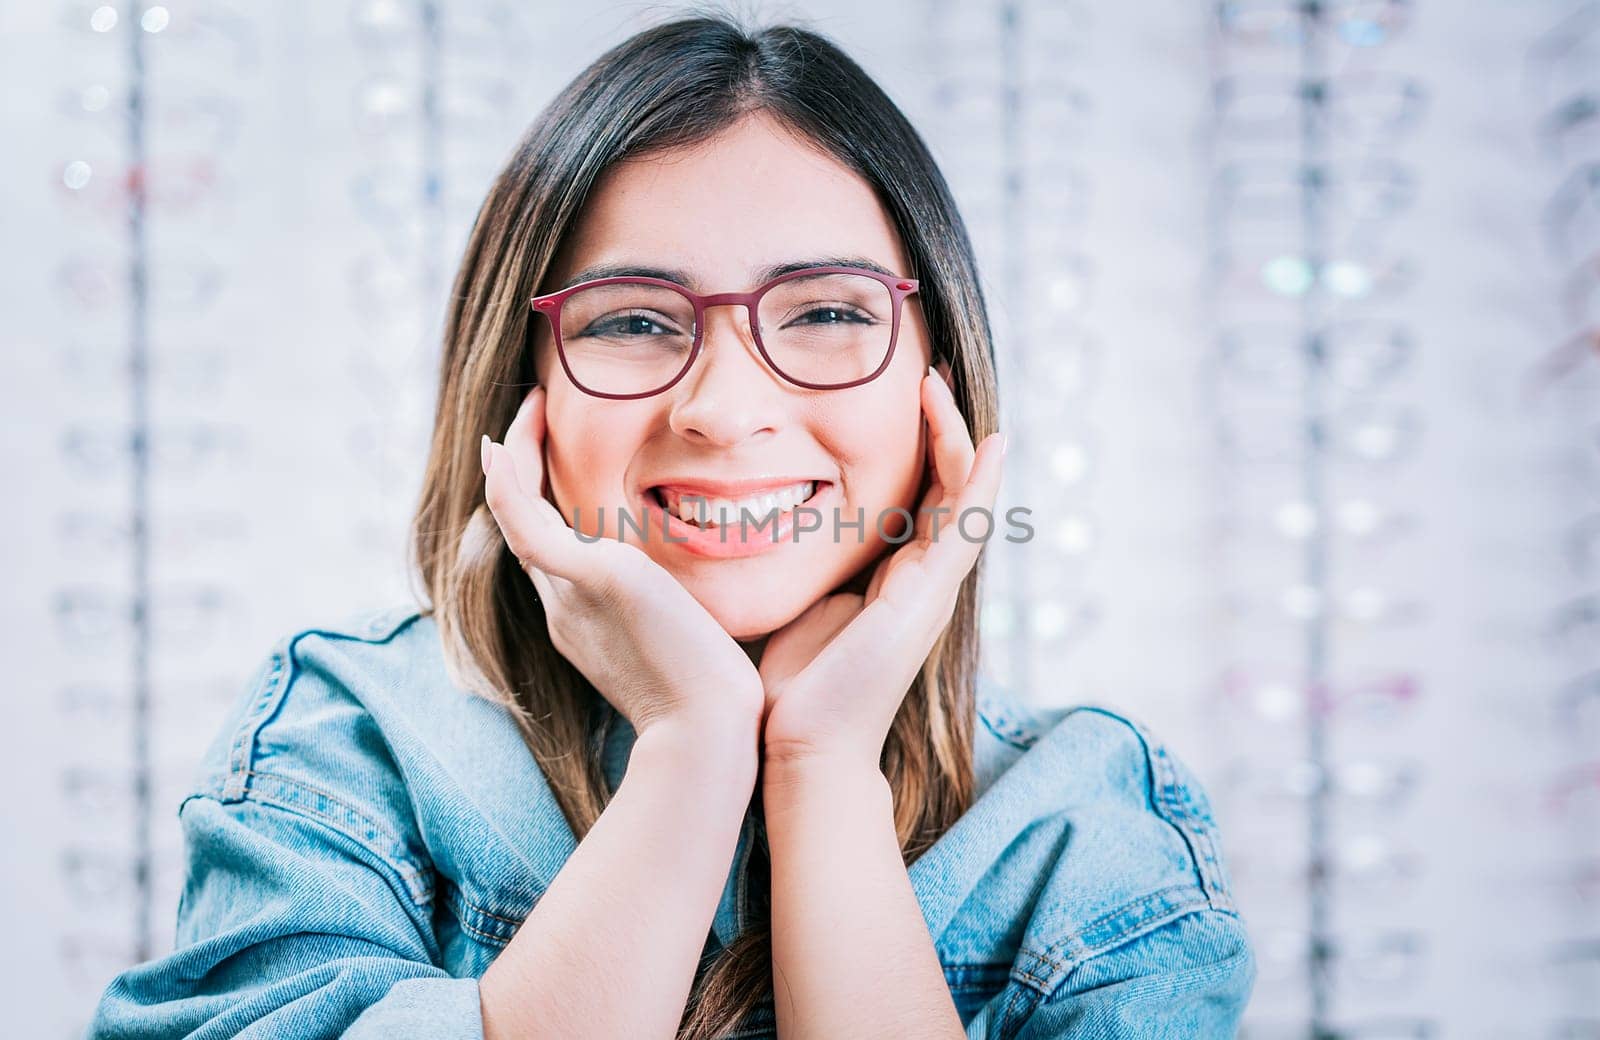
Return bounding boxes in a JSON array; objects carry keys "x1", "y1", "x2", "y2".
[{"x1": 89, "y1": 16, "x2": 1254, "y2": 1040}]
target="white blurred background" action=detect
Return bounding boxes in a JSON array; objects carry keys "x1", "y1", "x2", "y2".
[{"x1": 2, "y1": 1, "x2": 1598, "y2": 1037}]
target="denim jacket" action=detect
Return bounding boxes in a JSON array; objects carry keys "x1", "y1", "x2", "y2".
[{"x1": 88, "y1": 604, "x2": 1254, "y2": 1039}]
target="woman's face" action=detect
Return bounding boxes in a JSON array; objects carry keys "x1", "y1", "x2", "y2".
[{"x1": 531, "y1": 109, "x2": 940, "y2": 642}]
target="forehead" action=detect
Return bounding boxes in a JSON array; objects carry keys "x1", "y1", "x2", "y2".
[{"x1": 552, "y1": 110, "x2": 912, "y2": 290}]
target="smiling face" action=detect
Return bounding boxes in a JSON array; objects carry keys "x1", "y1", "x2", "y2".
[{"x1": 529, "y1": 109, "x2": 939, "y2": 642}]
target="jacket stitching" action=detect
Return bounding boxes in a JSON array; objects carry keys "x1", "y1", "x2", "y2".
[
  {"x1": 446, "y1": 894, "x2": 517, "y2": 946},
  {"x1": 462, "y1": 901, "x2": 529, "y2": 926},
  {"x1": 234, "y1": 770, "x2": 433, "y2": 904},
  {"x1": 214, "y1": 607, "x2": 561, "y2": 947},
  {"x1": 439, "y1": 878, "x2": 545, "y2": 949},
  {"x1": 222, "y1": 611, "x2": 422, "y2": 802},
  {"x1": 1011, "y1": 884, "x2": 1218, "y2": 998},
  {"x1": 1060, "y1": 706, "x2": 1234, "y2": 912},
  {"x1": 1150, "y1": 743, "x2": 1232, "y2": 907},
  {"x1": 458, "y1": 919, "x2": 505, "y2": 944},
  {"x1": 178, "y1": 792, "x2": 448, "y2": 966},
  {"x1": 977, "y1": 692, "x2": 1044, "y2": 751},
  {"x1": 978, "y1": 710, "x2": 1035, "y2": 751},
  {"x1": 224, "y1": 645, "x2": 288, "y2": 799},
  {"x1": 995, "y1": 979, "x2": 1038, "y2": 1040}
]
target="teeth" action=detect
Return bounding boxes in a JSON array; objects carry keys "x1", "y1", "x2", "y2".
[{"x1": 666, "y1": 481, "x2": 816, "y2": 527}]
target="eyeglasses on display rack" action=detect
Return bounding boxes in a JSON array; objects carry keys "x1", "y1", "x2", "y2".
[
  {"x1": 1214, "y1": 491, "x2": 1417, "y2": 547},
  {"x1": 56, "y1": 254, "x2": 224, "y2": 314},
  {"x1": 1211, "y1": 159, "x2": 1417, "y2": 229},
  {"x1": 1564, "y1": 512, "x2": 1600, "y2": 578},
  {"x1": 53, "y1": 582, "x2": 239, "y2": 651},
  {"x1": 60, "y1": 340, "x2": 235, "y2": 397},
  {"x1": 1527, "y1": 0, "x2": 1600, "y2": 110},
  {"x1": 57, "y1": 673, "x2": 238, "y2": 728},
  {"x1": 352, "y1": 72, "x2": 516, "y2": 139},
  {"x1": 1222, "y1": 756, "x2": 1422, "y2": 813},
  {"x1": 1214, "y1": 318, "x2": 1416, "y2": 395},
  {"x1": 63, "y1": 0, "x2": 261, "y2": 68},
  {"x1": 1211, "y1": 398, "x2": 1424, "y2": 468},
  {"x1": 927, "y1": 0, "x2": 1089, "y2": 57},
  {"x1": 1539, "y1": 89, "x2": 1600, "y2": 162},
  {"x1": 1211, "y1": 72, "x2": 1428, "y2": 146},
  {"x1": 1230, "y1": 832, "x2": 1422, "y2": 900},
  {"x1": 1218, "y1": 666, "x2": 1422, "y2": 723},
  {"x1": 1544, "y1": 162, "x2": 1600, "y2": 260},
  {"x1": 1547, "y1": 591, "x2": 1600, "y2": 658},
  {"x1": 1241, "y1": 1015, "x2": 1437, "y2": 1039},
  {"x1": 1212, "y1": 0, "x2": 1414, "y2": 50},
  {"x1": 1210, "y1": 239, "x2": 1417, "y2": 306},
  {"x1": 58, "y1": 150, "x2": 225, "y2": 221},
  {"x1": 1521, "y1": 327, "x2": 1599, "y2": 407},
  {"x1": 978, "y1": 596, "x2": 1101, "y2": 645},
  {"x1": 1223, "y1": 583, "x2": 1427, "y2": 629},
  {"x1": 59, "y1": 84, "x2": 240, "y2": 151},
  {"x1": 530, "y1": 265, "x2": 921, "y2": 399},
  {"x1": 59, "y1": 421, "x2": 248, "y2": 481}
]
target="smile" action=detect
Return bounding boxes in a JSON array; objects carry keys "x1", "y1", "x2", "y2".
[
  {"x1": 650, "y1": 480, "x2": 822, "y2": 528},
  {"x1": 639, "y1": 480, "x2": 836, "y2": 559}
]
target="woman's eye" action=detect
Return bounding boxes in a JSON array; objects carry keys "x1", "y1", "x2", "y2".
[
  {"x1": 584, "y1": 312, "x2": 678, "y2": 336},
  {"x1": 792, "y1": 305, "x2": 871, "y2": 326}
]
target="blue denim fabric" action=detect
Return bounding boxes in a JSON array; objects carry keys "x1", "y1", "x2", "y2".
[{"x1": 87, "y1": 604, "x2": 1254, "y2": 1039}]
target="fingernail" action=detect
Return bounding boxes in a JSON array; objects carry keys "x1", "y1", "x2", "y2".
[
  {"x1": 999, "y1": 433, "x2": 1008, "y2": 457},
  {"x1": 927, "y1": 364, "x2": 937, "y2": 379},
  {"x1": 480, "y1": 434, "x2": 493, "y2": 475}
]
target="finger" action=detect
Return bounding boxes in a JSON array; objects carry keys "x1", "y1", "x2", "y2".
[
  {"x1": 864, "y1": 546, "x2": 913, "y2": 604},
  {"x1": 920, "y1": 432, "x2": 1005, "y2": 590},
  {"x1": 797, "y1": 589, "x2": 933, "y2": 720},
  {"x1": 523, "y1": 555, "x2": 557, "y2": 608},
  {"x1": 911, "y1": 483, "x2": 939, "y2": 546},
  {"x1": 827, "y1": 436, "x2": 1003, "y2": 688},
  {"x1": 912, "y1": 412, "x2": 945, "y2": 544},
  {"x1": 502, "y1": 386, "x2": 551, "y2": 509},
  {"x1": 922, "y1": 369, "x2": 977, "y2": 500},
  {"x1": 483, "y1": 439, "x2": 594, "y2": 584}
]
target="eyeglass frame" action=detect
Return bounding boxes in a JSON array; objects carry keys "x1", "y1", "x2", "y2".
[{"x1": 528, "y1": 264, "x2": 921, "y2": 400}]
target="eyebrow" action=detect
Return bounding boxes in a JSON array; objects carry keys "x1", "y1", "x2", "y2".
[{"x1": 558, "y1": 255, "x2": 899, "y2": 292}]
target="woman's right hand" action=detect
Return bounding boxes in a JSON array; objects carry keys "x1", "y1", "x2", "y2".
[{"x1": 480, "y1": 386, "x2": 764, "y2": 744}]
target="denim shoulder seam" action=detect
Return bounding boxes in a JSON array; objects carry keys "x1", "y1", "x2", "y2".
[
  {"x1": 1057, "y1": 705, "x2": 1234, "y2": 911},
  {"x1": 181, "y1": 778, "x2": 434, "y2": 907},
  {"x1": 977, "y1": 692, "x2": 1045, "y2": 751},
  {"x1": 220, "y1": 609, "x2": 423, "y2": 803},
  {"x1": 996, "y1": 903, "x2": 1248, "y2": 1039},
  {"x1": 1007, "y1": 884, "x2": 1224, "y2": 1007}
]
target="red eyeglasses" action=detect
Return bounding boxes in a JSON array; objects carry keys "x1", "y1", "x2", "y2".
[{"x1": 529, "y1": 264, "x2": 920, "y2": 399}]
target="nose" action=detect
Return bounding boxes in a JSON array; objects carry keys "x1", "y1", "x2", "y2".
[{"x1": 666, "y1": 304, "x2": 786, "y2": 446}]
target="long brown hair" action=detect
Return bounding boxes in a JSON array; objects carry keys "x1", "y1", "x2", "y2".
[{"x1": 408, "y1": 11, "x2": 1001, "y2": 1037}]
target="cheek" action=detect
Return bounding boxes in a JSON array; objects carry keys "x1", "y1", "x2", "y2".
[
  {"x1": 826, "y1": 387, "x2": 926, "y2": 507},
  {"x1": 542, "y1": 397, "x2": 640, "y2": 514}
]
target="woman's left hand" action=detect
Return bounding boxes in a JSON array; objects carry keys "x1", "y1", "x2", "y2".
[{"x1": 757, "y1": 367, "x2": 1005, "y2": 776}]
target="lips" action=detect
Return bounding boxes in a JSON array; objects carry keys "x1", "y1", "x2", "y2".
[
  {"x1": 636, "y1": 478, "x2": 839, "y2": 559},
  {"x1": 646, "y1": 476, "x2": 834, "y2": 498},
  {"x1": 645, "y1": 480, "x2": 828, "y2": 528}
]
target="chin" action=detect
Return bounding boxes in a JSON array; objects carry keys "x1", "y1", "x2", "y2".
[
  {"x1": 666, "y1": 569, "x2": 812, "y2": 640},
  {"x1": 702, "y1": 592, "x2": 810, "y2": 642}
]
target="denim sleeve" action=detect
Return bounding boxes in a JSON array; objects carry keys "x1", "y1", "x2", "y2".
[
  {"x1": 86, "y1": 793, "x2": 483, "y2": 1040},
  {"x1": 1007, "y1": 907, "x2": 1255, "y2": 1040}
]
